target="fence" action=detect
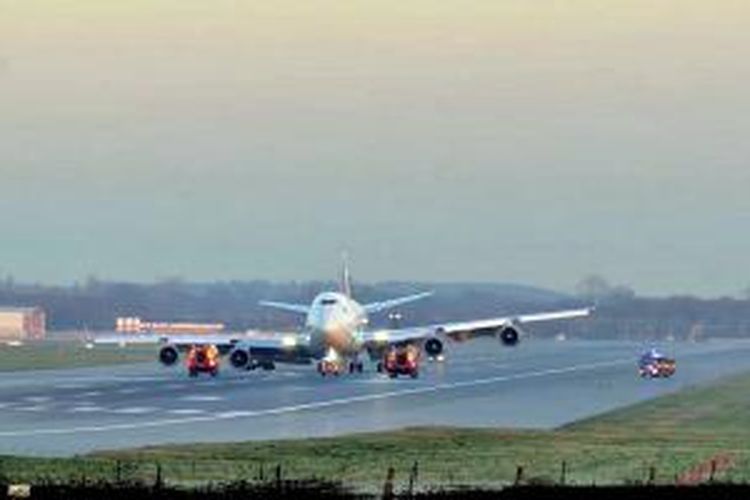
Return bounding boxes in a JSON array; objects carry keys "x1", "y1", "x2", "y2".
[{"x1": 0, "y1": 455, "x2": 745, "y2": 496}]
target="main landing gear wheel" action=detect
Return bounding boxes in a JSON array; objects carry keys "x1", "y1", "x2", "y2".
[
  {"x1": 376, "y1": 362, "x2": 384, "y2": 373},
  {"x1": 348, "y1": 361, "x2": 364, "y2": 374},
  {"x1": 260, "y1": 360, "x2": 276, "y2": 371}
]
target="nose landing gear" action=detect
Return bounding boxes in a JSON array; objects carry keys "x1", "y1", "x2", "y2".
[
  {"x1": 317, "y1": 360, "x2": 341, "y2": 376},
  {"x1": 317, "y1": 359, "x2": 364, "y2": 376}
]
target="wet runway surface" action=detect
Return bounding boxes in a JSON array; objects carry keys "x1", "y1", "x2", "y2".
[{"x1": 1, "y1": 339, "x2": 750, "y2": 456}]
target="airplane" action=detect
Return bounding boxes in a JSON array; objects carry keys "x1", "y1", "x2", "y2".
[{"x1": 96, "y1": 258, "x2": 593, "y2": 378}]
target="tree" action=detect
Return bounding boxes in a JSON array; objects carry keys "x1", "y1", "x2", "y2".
[{"x1": 575, "y1": 274, "x2": 612, "y2": 300}]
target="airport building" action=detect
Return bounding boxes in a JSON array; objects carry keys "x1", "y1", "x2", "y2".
[
  {"x1": 116, "y1": 316, "x2": 225, "y2": 334},
  {"x1": 0, "y1": 307, "x2": 46, "y2": 341}
]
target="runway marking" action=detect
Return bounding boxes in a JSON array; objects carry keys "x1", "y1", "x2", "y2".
[
  {"x1": 68, "y1": 405, "x2": 105, "y2": 413},
  {"x1": 110, "y1": 407, "x2": 158, "y2": 415},
  {"x1": 179, "y1": 395, "x2": 223, "y2": 402},
  {"x1": 22, "y1": 396, "x2": 52, "y2": 403},
  {"x1": 117, "y1": 388, "x2": 141, "y2": 394},
  {"x1": 14, "y1": 405, "x2": 46, "y2": 412},
  {"x1": 283, "y1": 385, "x2": 312, "y2": 392},
  {"x1": 76, "y1": 391, "x2": 102, "y2": 398},
  {"x1": 353, "y1": 378, "x2": 415, "y2": 385},
  {"x1": 167, "y1": 409, "x2": 206, "y2": 415},
  {"x1": 0, "y1": 358, "x2": 633, "y2": 437}
]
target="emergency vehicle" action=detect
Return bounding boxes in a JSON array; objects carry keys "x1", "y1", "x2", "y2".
[
  {"x1": 186, "y1": 344, "x2": 220, "y2": 377},
  {"x1": 638, "y1": 348, "x2": 676, "y2": 378},
  {"x1": 383, "y1": 344, "x2": 420, "y2": 378}
]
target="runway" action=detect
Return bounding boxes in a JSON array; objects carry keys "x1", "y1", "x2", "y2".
[{"x1": 2, "y1": 338, "x2": 750, "y2": 456}]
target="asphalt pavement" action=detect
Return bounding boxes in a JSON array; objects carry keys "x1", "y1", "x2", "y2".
[{"x1": 1, "y1": 338, "x2": 749, "y2": 456}]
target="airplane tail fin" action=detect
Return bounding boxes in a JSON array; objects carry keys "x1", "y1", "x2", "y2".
[{"x1": 340, "y1": 251, "x2": 353, "y2": 298}]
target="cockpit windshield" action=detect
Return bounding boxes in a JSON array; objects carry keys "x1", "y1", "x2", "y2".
[{"x1": 321, "y1": 298, "x2": 338, "y2": 306}]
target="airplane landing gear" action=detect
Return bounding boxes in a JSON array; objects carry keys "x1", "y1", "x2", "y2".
[
  {"x1": 318, "y1": 360, "x2": 341, "y2": 376},
  {"x1": 348, "y1": 361, "x2": 364, "y2": 374},
  {"x1": 259, "y1": 360, "x2": 276, "y2": 371}
]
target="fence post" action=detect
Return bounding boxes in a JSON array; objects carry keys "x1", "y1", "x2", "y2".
[
  {"x1": 560, "y1": 461, "x2": 567, "y2": 486},
  {"x1": 514, "y1": 466, "x2": 524, "y2": 486},
  {"x1": 647, "y1": 466, "x2": 655, "y2": 485},
  {"x1": 275, "y1": 464, "x2": 282, "y2": 491},
  {"x1": 154, "y1": 462, "x2": 162, "y2": 490},
  {"x1": 115, "y1": 460, "x2": 121, "y2": 483},
  {"x1": 383, "y1": 466, "x2": 395, "y2": 500},
  {"x1": 407, "y1": 461, "x2": 419, "y2": 495},
  {"x1": 709, "y1": 460, "x2": 717, "y2": 483}
]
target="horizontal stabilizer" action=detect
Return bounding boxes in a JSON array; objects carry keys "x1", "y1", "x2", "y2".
[{"x1": 362, "y1": 291, "x2": 433, "y2": 314}]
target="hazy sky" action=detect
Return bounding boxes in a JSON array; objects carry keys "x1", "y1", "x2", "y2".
[{"x1": 1, "y1": 1, "x2": 749, "y2": 296}]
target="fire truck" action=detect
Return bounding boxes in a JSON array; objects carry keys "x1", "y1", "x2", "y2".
[
  {"x1": 383, "y1": 344, "x2": 420, "y2": 379},
  {"x1": 186, "y1": 344, "x2": 220, "y2": 377},
  {"x1": 638, "y1": 348, "x2": 676, "y2": 378}
]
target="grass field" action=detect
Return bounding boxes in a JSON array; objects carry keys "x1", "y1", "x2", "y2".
[
  {"x1": 0, "y1": 341, "x2": 155, "y2": 371},
  {"x1": 2, "y1": 371, "x2": 750, "y2": 491}
]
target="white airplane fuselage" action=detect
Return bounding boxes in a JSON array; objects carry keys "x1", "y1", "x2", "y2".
[{"x1": 304, "y1": 292, "x2": 367, "y2": 360}]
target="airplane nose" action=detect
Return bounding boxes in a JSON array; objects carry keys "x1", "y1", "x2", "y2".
[{"x1": 323, "y1": 325, "x2": 350, "y2": 352}]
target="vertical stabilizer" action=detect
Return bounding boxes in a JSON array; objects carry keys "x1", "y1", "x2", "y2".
[{"x1": 340, "y1": 252, "x2": 353, "y2": 298}]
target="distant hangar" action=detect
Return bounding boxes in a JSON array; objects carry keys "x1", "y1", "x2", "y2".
[{"x1": 0, "y1": 307, "x2": 46, "y2": 341}]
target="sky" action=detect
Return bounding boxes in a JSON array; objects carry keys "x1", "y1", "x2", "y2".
[{"x1": 1, "y1": 1, "x2": 749, "y2": 296}]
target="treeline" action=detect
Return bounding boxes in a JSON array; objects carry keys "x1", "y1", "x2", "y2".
[
  {"x1": 1, "y1": 279, "x2": 749, "y2": 340},
  {"x1": 0, "y1": 279, "x2": 569, "y2": 332}
]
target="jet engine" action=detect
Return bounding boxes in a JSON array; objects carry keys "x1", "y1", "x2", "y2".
[
  {"x1": 424, "y1": 337, "x2": 444, "y2": 357},
  {"x1": 159, "y1": 345, "x2": 179, "y2": 366},
  {"x1": 499, "y1": 326, "x2": 521, "y2": 346},
  {"x1": 229, "y1": 348, "x2": 250, "y2": 369}
]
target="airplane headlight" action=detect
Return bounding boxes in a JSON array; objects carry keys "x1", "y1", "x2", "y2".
[{"x1": 282, "y1": 335, "x2": 297, "y2": 347}]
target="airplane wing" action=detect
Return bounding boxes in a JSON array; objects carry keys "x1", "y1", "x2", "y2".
[
  {"x1": 361, "y1": 307, "x2": 593, "y2": 345},
  {"x1": 258, "y1": 301, "x2": 311, "y2": 314},
  {"x1": 94, "y1": 332, "x2": 313, "y2": 363},
  {"x1": 362, "y1": 291, "x2": 434, "y2": 314},
  {"x1": 94, "y1": 333, "x2": 244, "y2": 349}
]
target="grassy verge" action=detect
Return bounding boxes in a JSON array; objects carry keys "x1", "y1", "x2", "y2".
[
  {"x1": 0, "y1": 341, "x2": 154, "y2": 371},
  {"x1": 3, "y1": 371, "x2": 750, "y2": 490}
]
